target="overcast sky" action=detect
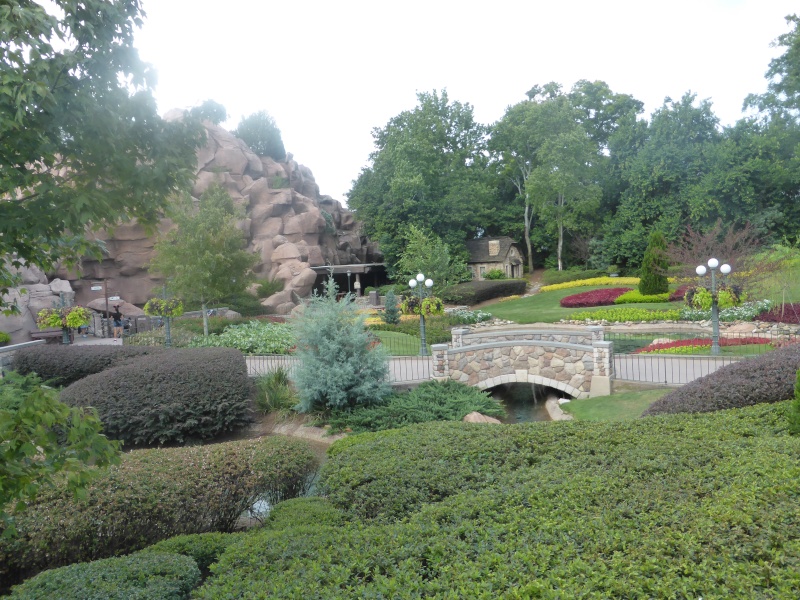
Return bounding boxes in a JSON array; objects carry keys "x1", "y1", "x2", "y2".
[{"x1": 134, "y1": 0, "x2": 797, "y2": 203}]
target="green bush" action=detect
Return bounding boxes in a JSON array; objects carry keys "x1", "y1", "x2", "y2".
[
  {"x1": 441, "y1": 279, "x2": 527, "y2": 305},
  {"x1": 327, "y1": 380, "x2": 505, "y2": 433},
  {"x1": 59, "y1": 348, "x2": 254, "y2": 445},
  {"x1": 569, "y1": 307, "x2": 682, "y2": 322},
  {"x1": 254, "y1": 368, "x2": 297, "y2": 414},
  {"x1": 257, "y1": 279, "x2": 284, "y2": 299},
  {"x1": 125, "y1": 327, "x2": 198, "y2": 348},
  {"x1": 0, "y1": 330, "x2": 10, "y2": 344},
  {"x1": 8, "y1": 552, "x2": 200, "y2": 600},
  {"x1": 197, "y1": 403, "x2": 800, "y2": 598},
  {"x1": 642, "y1": 343, "x2": 800, "y2": 416},
  {"x1": 541, "y1": 268, "x2": 607, "y2": 285},
  {"x1": 790, "y1": 369, "x2": 800, "y2": 435},
  {"x1": 613, "y1": 289, "x2": 671, "y2": 304},
  {"x1": 484, "y1": 268, "x2": 506, "y2": 280},
  {"x1": 382, "y1": 289, "x2": 401, "y2": 325},
  {"x1": 265, "y1": 497, "x2": 347, "y2": 530},
  {"x1": 143, "y1": 532, "x2": 244, "y2": 575},
  {"x1": 188, "y1": 320, "x2": 296, "y2": 355},
  {"x1": 0, "y1": 436, "x2": 317, "y2": 589},
  {"x1": 638, "y1": 230, "x2": 669, "y2": 295},
  {"x1": 12, "y1": 345, "x2": 166, "y2": 386}
]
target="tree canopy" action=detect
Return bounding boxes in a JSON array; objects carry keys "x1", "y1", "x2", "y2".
[
  {"x1": 234, "y1": 111, "x2": 286, "y2": 161},
  {"x1": 0, "y1": 0, "x2": 204, "y2": 311}
]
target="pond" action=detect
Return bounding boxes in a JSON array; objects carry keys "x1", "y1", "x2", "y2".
[{"x1": 489, "y1": 383, "x2": 559, "y2": 423}]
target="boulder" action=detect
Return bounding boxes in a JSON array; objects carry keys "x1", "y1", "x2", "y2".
[{"x1": 462, "y1": 412, "x2": 502, "y2": 424}]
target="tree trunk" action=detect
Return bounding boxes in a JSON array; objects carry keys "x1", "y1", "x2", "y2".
[
  {"x1": 557, "y1": 193, "x2": 565, "y2": 271},
  {"x1": 524, "y1": 200, "x2": 534, "y2": 274},
  {"x1": 202, "y1": 301, "x2": 209, "y2": 337}
]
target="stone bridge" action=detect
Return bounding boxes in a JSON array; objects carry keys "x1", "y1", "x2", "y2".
[{"x1": 431, "y1": 326, "x2": 613, "y2": 399}]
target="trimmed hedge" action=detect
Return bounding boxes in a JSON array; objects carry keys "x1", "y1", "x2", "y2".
[
  {"x1": 0, "y1": 436, "x2": 317, "y2": 590},
  {"x1": 143, "y1": 532, "x2": 244, "y2": 575},
  {"x1": 12, "y1": 345, "x2": 166, "y2": 386},
  {"x1": 196, "y1": 404, "x2": 800, "y2": 597},
  {"x1": 642, "y1": 343, "x2": 800, "y2": 416},
  {"x1": 559, "y1": 287, "x2": 631, "y2": 308},
  {"x1": 265, "y1": 497, "x2": 347, "y2": 530},
  {"x1": 613, "y1": 289, "x2": 671, "y2": 304},
  {"x1": 59, "y1": 348, "x2": 254, "y2": 445},
  {"x1": 8, "y1": 552, "x2": 200, "y2": 600},
  {"x1": 540, "y1": 268, "x2": 607, "y2": 285},
  {"x1": 441, "y1": 279, "x2": 527, "y2": 305}
]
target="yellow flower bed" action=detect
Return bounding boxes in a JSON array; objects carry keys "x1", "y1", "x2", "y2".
[
  {"x1": 497, "y1": 295, "x2": 521, "y2": 302},
  {"x1": 540, "y1": 277, "x2": 640, "y2": 292},
  {"x1": 364, "y1": 314, "x2": 419, "y2": 326}
]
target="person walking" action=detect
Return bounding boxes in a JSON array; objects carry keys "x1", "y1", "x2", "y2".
[{"x1": 111, "y1": 305, "x2": 124, "y2": 341}]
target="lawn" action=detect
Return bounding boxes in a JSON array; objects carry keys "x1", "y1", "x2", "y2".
[
  {"x1": 373, "y1": 330, "x2": 428, "y2": 356},
  {"x1": 484, "y1": 285, "x2": 679, "y2": 323},
  {"x1": 561, "y1": 385, "x2": 671, "y2": 421}
]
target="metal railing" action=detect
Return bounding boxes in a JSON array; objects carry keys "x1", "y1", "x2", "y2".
[{"x1": 246, "y1": 355, "x2": 431, "y2": 385}]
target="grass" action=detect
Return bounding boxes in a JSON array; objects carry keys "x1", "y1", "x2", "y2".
[
  {"x1": 484, "y1": 286, "x2": 679, "y2": 324},
  {"x1": 561, "y1": 384, "x2": 671, "y2": 421},
  {"x1": 373, "y1": 330, "x2": 428, "y2": 356}
]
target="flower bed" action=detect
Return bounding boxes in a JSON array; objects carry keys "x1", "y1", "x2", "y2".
[
  {"x1": 634, "y1": 337, "x2": 772, "y2": 354},
  {"x1": 559, "y1": 287, "x2": 632, "y2": 308},
  {"x1": 756, "y1": 303, "x2": 800, "y2": 324},
  {"x1": 541, "y1": 276, "x2": 639, "y2": 292},
  {"x1": 668, "y1": 284, "x2": 691, "y2": 302},
  {"x1": 568, "y1": 307, "x2": 683, "y2": 322}
]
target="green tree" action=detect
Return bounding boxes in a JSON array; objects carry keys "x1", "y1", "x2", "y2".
[
  {"x1": 0, "y1": 373, "x2": 119, "y2": 537},
  {"x1": 382, "y1": 289, "x2": 401, "y2": 325},
  {"x1": 347, "y1": 90, "x2": 495, "y2": 272},
  {"x1": 149, "y1": 185, "x2": 258, "y2": 336},
  {"x1": 394, "y1": 225, "x2": 470, "y2": 294},
  {"x1": 190, "y1": 99, "x2": 227, "y2": 124},
  {"x1": 234, "y1": 111, "x2": 286, "y2": 160},
  {"x1": 0, "y1": 0, "x2": 204, "y2": 313},
  {"x1": 638, "y1": 231, "x2": 669, "y2": 295},
  {"x1": 746, "y1": 14, "x2": 800, "y2": 115},
  {"x1": 293, "y1": 277, "x2": 391, "y2": 412}
]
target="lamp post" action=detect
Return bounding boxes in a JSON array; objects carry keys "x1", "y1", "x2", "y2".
[
  {"x1": 346, "y1": 269, "x2": 352, "y2": 294},
  {"x1": 695, "y1": 258, "x2": 732, "y2": 355},
  {"x1": 408, "y1": 272, "x2": 433, "y2": 356}
]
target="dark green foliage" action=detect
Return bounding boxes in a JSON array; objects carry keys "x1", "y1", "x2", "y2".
[
  {"x1": 59, "y1": 348, "x2": 254, "y2": 445},
  {"x1": 638, "y1": 230, "x2": 669, "y2": 295},
  {"x1": 327, "y1": 380, "x2": 505, "y2": 433},
  {"x1": 483, "y1": 268, "x2": 506, "y2": 280},
  {"x1": 787, "y1": 369, "x2": 800, "y2": 434},
  {"x1": 382, "y1": 289, "x2": 401, "y2": 325},
  {"x1": 440, "y1": 279, "x2": 527, "y2": 305},
  {"x1": 0, "y1": 436, "x2": 317, "y2": 589},
  {"x1": 642, "y1": 344, "x2": 800, "y2": 416},
  {"x1": 0, "y1": 331, "x2": 9, "y2": 344},
  {"x1": 254, "y1": 368, "x2": 297, "y2": 414},
  {"x1": 265, "y1": 498, "x2": 347, "y2": 530},
  {"x1": 8, "y1": 553, "x2": 200, "y2": 600},
  {"x1": 256, "y1": 279, "x2": 284, "y2": 299},
  {"x1": 196, "y1": 403, "x2": 800, "y2": 597},
  {"x1": 234, "y1": 111, "x2": 286, "y2": 160},
  {"x1": 143, "y1": 533, "x2": 244, "y2": 576},
  {"x1": 12, "y1": 345, "x2": 166, "y2": 387}
]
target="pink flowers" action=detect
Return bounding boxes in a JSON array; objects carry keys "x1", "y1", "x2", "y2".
[{"x1": 560, "y1": 288, "x2": 632, "y2": 308}]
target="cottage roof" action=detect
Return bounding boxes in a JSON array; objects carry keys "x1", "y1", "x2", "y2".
[{"x1": 465, "y1": 237, "x2": 520, "y2": 264}]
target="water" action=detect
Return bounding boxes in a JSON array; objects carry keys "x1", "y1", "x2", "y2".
[{"x1": 489, "y1": 383, "x2": 555, "y2": 423}]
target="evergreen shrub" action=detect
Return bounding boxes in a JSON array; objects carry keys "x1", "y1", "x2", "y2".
[
  {"x1": 382, "y1": 289, "x2": 401, "y2": 325},
  {"x1": 12, "y1": 345, "x2": 166, "y2": 386},
  {"x1": 642, "y1": 343, "x2": 800, "y2": 416},
  {"x1": 638, "y1": 230, "x2": 669, "y2": 295},
  {"x1": 59, "y1": 348, "x2": 254, "y2": 445},
  {"x1": 0, "y1": 436, "x2": 316, "y2": 589},
  {"x1": 265, "y1": 497, "x2": 347, "y2": 530},
  {"x1": 8, "y1": 553, "x2": 200, "y2": 600},
  {"x1": 441, "y1": 279, "x2": 527, "y2": 305},
  {"x1": 613, "y1": 289, "x2": 671, "y2": 304},
  {"x1": 143, "y1": 532, "x2": 244, "y2": 575},
  {"x1": 541, "y1": 268, "x2": 606, "y2": 285}
]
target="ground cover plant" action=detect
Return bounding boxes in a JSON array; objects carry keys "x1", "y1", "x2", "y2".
[
  {"x1": 540, "y1": 276, "x2": 639, "y2": 292},
  {"x1": 757, "y1": 302, "x2": 800, "y2": 324},
  {"x1": 368, "y1": 313, "x2": 476, "y2": 344},
  {"x1": 569, "y1": 306, "x2": 682, "y2": 322},
  {"x1": 188, "y1": 320, "x2": 296, "y2": 354},
  {"x1": 0, "y1": 436, "x2": 317, "y2": 591},
  {"x1": 560, "y1": 386, "x2": 670, "y2": 421},
  {"x1": 613, "y1": 289, "x2": 671, "y2": 304},
  {"x1": 633, "y1": 336, "x2": 772, "y2": 355},
  {"x1": 59, "y1": 348, "x2": 254, "y2": 445},
  {"x1": 642, "y1": 342, "x2": 800, "y2": 416},
  {"x1": 559, "y1": 287, "x2": 631, "y2": 308},
  {"x1": 194, "y1": 402, "x2": 800, "y2": 597},
  {"x1": 440, "y1": 279, "x2": 527, "y2": 304}
]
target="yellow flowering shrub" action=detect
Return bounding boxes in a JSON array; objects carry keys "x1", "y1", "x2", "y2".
[
  {"x1": 364, "y1": 314, "x2": 419, "y2": 326},
  {"x1": 540, "y1": 277, "x2": 640, "y2": 292}
]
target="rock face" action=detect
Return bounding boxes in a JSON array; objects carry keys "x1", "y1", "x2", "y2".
[{"x1": 57, "y1": 118, "x2": 382, "y2": 314}]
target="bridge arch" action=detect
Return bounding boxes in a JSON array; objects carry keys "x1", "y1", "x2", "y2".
[{"x1": 431, "y1": 326, "x2": 613, "y2": 399}]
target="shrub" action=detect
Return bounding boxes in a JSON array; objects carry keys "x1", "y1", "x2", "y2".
[
  {"x1": 668, "y1": 284, "x2": 691, "y2": 302},
  {"x1": 125, "y1": 327, "x2": 198, "y2": 348},
  {"x1": 614, "y1": 289, "x2": 671, "y2": 304},
  {"x1": 540, "y1": 276, "x2": 640, "y2": 292},
  {"x1": 559, "y1": 287, "x2": 631, "y2": 308},
  {"x1": 568, "y1": 307, "x2": 682, "y2": 322},
  {"x1": 8, "y1": 553, "x2": 200, "y2": 600},
  {"x1": 188, "y1": 320, "x2": 296, "y2": 354},
  {"x1": 400, "y1": 294, "x2": 444, "y2": 316},
  {"x1": 382, "y1": 289, "x2": 401, "y2": 325},
  {"x1": 0, "y1": 331, "x2": 10, "y2": 345},
  {"x1": 789, "y1": 370, "x2": 800, "y2": 435},
  {"x1": 254, "y1": 368, "x2": 297, "y2": 414},
  {"x1": 446, "y1": 309, "x2": 493, "y2": 324},
  {"x1": 265, "y1": 497, "x2": 347, "y2": 530},
  {"x1": 0, "y1": 436, "x2": 317, "y2": 589},
  {"x1": 441, "y1": 279, "x2": 527, "y2": 305},
  {"x1": 642, "y1": 343, "x2": 800, "y2": 416},
  {"x1": 257, "y1": 279, "x2": 283, "y2": 299},
  {"x1": 59, "y1": 348, "x2": 254, "y2": 445},
  {"x1": 143, "y1": 532, "x2": 244, "y2": 575},
  {"x1": 540, "y1": 268, "x2": 607, "y2": 285},
  {"x1": 327, "y1": 380, "x2": 505, "y2": 433},
  {"x1": 757, "y1": 302, "x2": 800, "y2": 324},
  {"x1": 638, "y1": 230, "x2": 669, "y2": 295},
  {"x1": 12, "y1": 345, "x2": 166, "y2": 386},
  {"x1": 484, "y1": 268, "x2": 506, "y2": 280}
]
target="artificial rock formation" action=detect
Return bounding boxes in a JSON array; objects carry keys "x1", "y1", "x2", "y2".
[{"x1": 57, "y1": 116, "x2": 381, "y2": 314}]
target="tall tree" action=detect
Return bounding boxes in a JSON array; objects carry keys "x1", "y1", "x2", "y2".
[
  {"x1": 149, "y1": 185, "x2": 257, "y2": 336},
  {"x1": 746, "y1": 14, "x2": 800, "y2": 115},
  {"x1": 394, "y1": 225, "x2": 470, "y2": 293},
  {"x1": 0, "y1": 0, "x2": 204, "y2": 312},
  {"x1": 347, "y1": 90, "x2": 494, "y2": 273}
]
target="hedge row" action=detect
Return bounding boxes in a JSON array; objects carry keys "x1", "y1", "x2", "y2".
[
  {"x1": 0, "y1": 436, "x2": 317, "y2": 590},
  {"x1": 12, "y1": 345, "x2": 166, "y2": 386},
  {"x1": 440, "y1": 279, "x2": 527, "y2": 305},
  {"x1": 196, "y1": 403, "x2": 800, "y2": 597},
  {"x1": 59, "y1": 348, "x2": 254, "y2": 445},
  {"x1": 559, "y1": 287, "x2": 631, "y2": 308},
  {"x1": 642, "y1": 343, "x2": 800, "y2": 416},
  {"x1": 8, "y1": 553, "x2": 200, "y2": 600},
  {"x1": 540, "y1": 268, "x2": 607, "y2": 285}
]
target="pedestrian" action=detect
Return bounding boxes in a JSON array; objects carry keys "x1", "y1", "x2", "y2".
[{"x1": 111, "y1": 305, "x2": 124, "y2": 341}]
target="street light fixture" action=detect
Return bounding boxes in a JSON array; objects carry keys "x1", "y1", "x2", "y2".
[
  {"x1": 346, "y1": 270, "x2": 352, "y2": 294},
  {"x1": 408, "y1": 272, "x2": 434, "y2": 356},
  {"x1": 695, "y1": 258, "x2": 732, "y2": 355}
]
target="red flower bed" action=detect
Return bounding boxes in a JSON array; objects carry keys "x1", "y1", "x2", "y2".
[
  {"x1": 669, "y1": 284, "x2": 690, "y2": 302},
  {"x1": 634, "y1": 337, "x2": 772, "y2": 354},
  {"x1": 756, "y1": 303, "x2": 800, "y2": 324},
  {"x1": 560, "y1": 288, "x2": 632, "y2": 308}
]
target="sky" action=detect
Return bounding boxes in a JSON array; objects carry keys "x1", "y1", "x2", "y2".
[{"x1": 133, "y1": 0, "x2": 798, "y2": 203}]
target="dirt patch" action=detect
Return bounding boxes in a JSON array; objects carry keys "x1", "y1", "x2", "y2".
[{"x1": 236, "y1": 412, "x2": 345, "y2": 446}]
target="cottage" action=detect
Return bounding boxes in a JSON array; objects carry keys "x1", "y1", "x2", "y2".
[{"x1": 465, "y1": 237, "x2": 524, "y2": 280}]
